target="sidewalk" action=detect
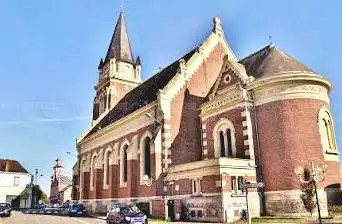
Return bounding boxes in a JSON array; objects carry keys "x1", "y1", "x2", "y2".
[{"x1": 89, "y1": 213, "x2": 342, "y2": 224}]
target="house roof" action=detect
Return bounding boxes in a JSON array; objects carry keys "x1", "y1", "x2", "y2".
[
  {"x1": 59, "y1": 184, "x2": 72, "y2": 193},
  {"x1": 239, "y1": 44, "x2": 313, "y2": 78},
  {"x1": 104, "y1": 12, "x2": 134, "y2": 63},
  {"x1": 0, "y1": 159, "x2": 29, "y2": 173},
  {"x1": 86, "y1": 47, "x2": 197, "y2": 138},
  {"x1": 60, "y1": 175, "x2": 71, "y2": 186}
]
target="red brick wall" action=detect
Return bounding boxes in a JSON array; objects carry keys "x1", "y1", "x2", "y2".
[
  {"x1": 169, "y1": 44, "x2": 226, "y2": 165},
  {"x1": 173, "y1": 179, "x2": 192, "y2": 195},
  {"x1": 256, "y1": 99, "x2": 341, "y2": 191},
  {"x1": 205, "y1": 107, "x2": 246, "y2": 159},
  {"x1": 201, "y1": 175, "x2": 221, "y2": 193},
  {"x1": 82, "y1": 172, "x2": 90, "y2": 199},
  {"x1": 80, "y1": 124, "x2": 163, "y2": 200},
  {"x1": 170, "y1": 93, "x2": 204, "y2": 165},
  {"x1": 96, "y1": 168, "x2": 104, "y2": 199},
  {"x1": 110, "y1": 164, "x2": 119, "y2": 198},
  {"x1": 136, "y1": 154, "x2": 157, "y2": 197},
  {"x1": 152, "y1": 200, "x2": 165, "y2": 218},
  {"x1": 216, "y1": 69, "x2": 242, "y2": 92}
]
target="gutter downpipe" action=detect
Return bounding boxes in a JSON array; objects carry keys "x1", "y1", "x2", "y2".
[{"x1": 251, "y1": 89, "x2": 266, "y2": 216}]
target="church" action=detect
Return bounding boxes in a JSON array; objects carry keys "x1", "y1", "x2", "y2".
[{"x1": 73, "y1": 12, "x2": 341, "y2": 223}]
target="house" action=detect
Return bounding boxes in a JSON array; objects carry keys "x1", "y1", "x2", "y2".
[
  {"x1": 0, "y1": 159, "x2": 33, "y2": 208},
  {"x1": 73, "y1": 12, "x2": 341, "y2": 222}
]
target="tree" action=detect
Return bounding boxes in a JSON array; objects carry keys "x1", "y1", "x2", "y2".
[
  {"x1": 300, "y1": 168, "x2": 316, "y2": 216},
  {"x1": 32, "y1": 185, "x2": 48, "y2": 205}
]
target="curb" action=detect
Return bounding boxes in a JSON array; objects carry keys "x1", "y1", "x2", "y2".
[{"x1": 88, "y1": 214, "x2": 107, "y2": 220}]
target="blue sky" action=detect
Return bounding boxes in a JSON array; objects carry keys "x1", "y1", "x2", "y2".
[{"x1": 0, "y1": 0, "x2": 341, "y2": 195}]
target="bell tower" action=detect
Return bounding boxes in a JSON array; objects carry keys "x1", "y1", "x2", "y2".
[{"x1": 93, "y1": 12, "x2": 141, "y2": 121}]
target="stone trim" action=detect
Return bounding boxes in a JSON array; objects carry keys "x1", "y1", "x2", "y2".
[
  {"x1": 90, "y1": 152, "x2": 98, "y2": 191},
  {"x1": 166, "y1": 158, "x2": 256, "y2": 181},
  {"x1": 247, "y1": 72, "x2": 330, "y2": 106},
  {"x1": 317, "y1": 106, "x2": 339, "y2": 162},
  {"x1": 77, "y1": 102, "x2": 157, "y2": 146},
  {"x1": 119, "y1": 140, "x2": 130, "y2": 187},
  {"x1": 103, "y1": 146, "x2": 113, "y2": 189},
  {"x1": 139, "y1": 131, "x2": 153, "y2": 185},
  {"x1": 241, "y1": 104, "x2": 255, "y2": 159}
]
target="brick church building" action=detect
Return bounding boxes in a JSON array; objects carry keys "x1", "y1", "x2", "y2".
[{"x1": 73, "y1": 12, "x2": 341, "y2": 222}]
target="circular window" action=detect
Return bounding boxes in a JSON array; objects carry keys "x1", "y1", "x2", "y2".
[{"x1": 223, "y1": 74, "x2": 232, "y2": 84}]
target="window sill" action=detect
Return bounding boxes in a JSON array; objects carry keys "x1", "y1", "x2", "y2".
[
  {"x1": 120, "y1": 182, "x2": 127, "y2": 188},
  {"x1": 191, "y1": 192, "x2": 203, "y2": 197},
  {"x1": 231, "y1": 192, "x2": 246, "y2": 197}
]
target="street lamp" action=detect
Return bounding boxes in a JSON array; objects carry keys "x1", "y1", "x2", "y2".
[
  {"x1": 295, "y1": 161, "x2": 327, "y2": 224},
  {"x1": 66, "y1": 151, "x2": 77, "y2": 157}
]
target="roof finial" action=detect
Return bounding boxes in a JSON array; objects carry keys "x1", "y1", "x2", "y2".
[
  {"x1": 120, "y1": 0, "x2": 127, "y2": 13},
  {"x1": 212, "y1": 16, "x2": 224, "y2": 36},
  {"x1": 268, "y1": 35, "x2": 274, "y2": 47}
]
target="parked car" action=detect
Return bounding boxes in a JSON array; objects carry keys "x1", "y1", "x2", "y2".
[
  {"x1": 106, "y1": 204, "x2": 147, "y2": 224},
  {"x1": 68, "y1": 204, "x2": 87, "y2": 217},
  {"x1": 0, "y1": 203, "x2": 12, "y2": 217}
]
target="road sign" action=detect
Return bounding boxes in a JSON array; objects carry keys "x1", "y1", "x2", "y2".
[{"x1": 242, "y1": 182, "x2": 265, "y2": 189}]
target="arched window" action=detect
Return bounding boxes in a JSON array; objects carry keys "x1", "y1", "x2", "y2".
[
  {"x1": 213, "y1": 119, "x2": 236, "y2": 158},
  {"x1": 123, "y1": 145, "x2": 128, "y2": 182},
  {"x1": 318, "y1": 107, "x2": 338, "y2": 153},
  {"x1": 103, "y1": 93, "x2": 107, "y2": 111},
  {"x1": 104, "y1": 149, "x2": 111, "y2": 187},
  {"x1": 90, "y1": 153, "x2": 97, "y2": 190},
  {"x1": 226, "y1": 129, "x2": 232, "y2": 156},
  {"x1": 219, "y1": 131, "x2": 225, "y2": 157},
  {"x1": 120, "y1": 141, "x2": 130, "y2": 186},
  {"x1": 108, "y1": 92, "x2": 111, "y2": 109},
  {"x1": 144, "y1": 137, "x2": 151, "y2": 177}
]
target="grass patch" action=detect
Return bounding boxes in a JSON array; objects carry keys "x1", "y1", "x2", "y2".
[
  {"x1": 147, "y1": 218, "x2": 167, "y2": 224},
  {"x1": 252, "y1": 216, "x2": 339, "y2": 223}
]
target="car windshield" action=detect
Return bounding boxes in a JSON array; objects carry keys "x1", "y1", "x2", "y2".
[
  {"x1": 120, "y1": 206, "x2": 140, "y2": 214},
  {"x1": 0, "y1": 203, "x2": 10, "y2": 208},
  {"x1": 71, "y1": 204, "x2": 84, "y2": 209}
]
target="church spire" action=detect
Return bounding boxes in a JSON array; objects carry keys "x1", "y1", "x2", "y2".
[{"x1": 105, "y1": 12, "x2": 134, "y2": 63}]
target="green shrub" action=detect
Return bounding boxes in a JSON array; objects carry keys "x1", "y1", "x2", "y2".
[{"x1": 136, "y1": 202, "x2": 150, "y2": 217}]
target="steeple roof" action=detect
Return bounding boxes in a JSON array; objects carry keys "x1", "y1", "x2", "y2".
[
  {"x1": 105, "y1": 12, "x2": 134, "y2": 63},
  {"x1": 239, "y1": 44, "x2": 313, "y2": 78}
]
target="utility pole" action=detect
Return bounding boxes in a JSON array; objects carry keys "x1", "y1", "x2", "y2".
[{"x1": 35, "y1": 169, "x2": 38, "y2": 185}]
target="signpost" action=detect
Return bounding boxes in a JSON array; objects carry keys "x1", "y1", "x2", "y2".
[{"x1": 241, "y1": 181, "x2": 265, "y2": 224}]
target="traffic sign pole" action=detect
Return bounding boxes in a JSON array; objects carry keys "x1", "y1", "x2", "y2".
[{"x1": 245, "y1": 184, "x2": 252, "y2": 224}]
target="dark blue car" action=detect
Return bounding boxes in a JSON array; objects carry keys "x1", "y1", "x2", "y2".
[
  {"x1": 106, "y1": 205, "x2": 147, "y2": 224},
  {"x1": 68, "y1": 204, "x2": 87, "y2": 217},
  {"x1": 0, "y1": 203, "x2": 11, "y2": 217}
]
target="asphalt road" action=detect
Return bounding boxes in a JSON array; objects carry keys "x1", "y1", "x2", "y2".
[{"x1": 0, "y1": 211, "x2": 106, "y2": 224}]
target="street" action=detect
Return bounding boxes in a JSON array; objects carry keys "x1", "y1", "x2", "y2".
[{"x1": 0, "y1": 211, "x2": 105, "y2": 224}]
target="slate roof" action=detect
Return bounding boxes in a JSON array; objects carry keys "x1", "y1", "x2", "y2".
[
  {"x1": 239, "y1": 44, "x2": 313, "y2": 78},
  {"x1": 0, "y1": 159, "x2": 29, "y2": 173},
  {"x1": 60, "y1": 175, "x2": 72, "y2": 186},
  {"x1": 104, "y1": 12, "x2": 134, "y2": 63},
  {"x1": 86, "y1": 47, "x2": 197, "y2": 137}
]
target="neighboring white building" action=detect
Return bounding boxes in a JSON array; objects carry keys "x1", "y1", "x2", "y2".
[
  {"x1": 58, "y1": 184, "x2": 72, "y2": 205},
  {"x1": 0, "y1": 159, "x2": 33, "y2": 208}
]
